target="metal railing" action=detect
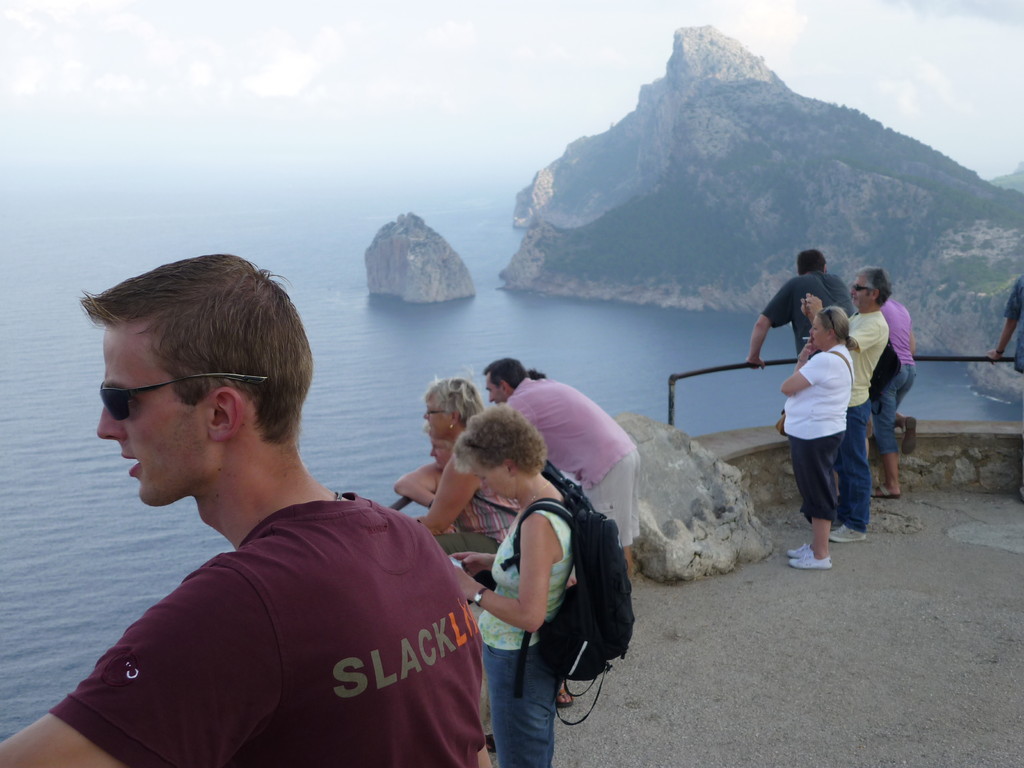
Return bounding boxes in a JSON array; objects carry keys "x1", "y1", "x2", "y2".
[{"x1": 667, "y1": 355, "x2": 1015, "y2": 427}]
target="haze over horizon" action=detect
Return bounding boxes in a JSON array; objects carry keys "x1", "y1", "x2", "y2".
[{"x1": 2, "y1": 0, "x2": 1022, "y2": 192}]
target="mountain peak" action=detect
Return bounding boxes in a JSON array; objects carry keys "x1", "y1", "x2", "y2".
[{"x1": 665, "y1": 26, "x2": 779, "y2": 87}]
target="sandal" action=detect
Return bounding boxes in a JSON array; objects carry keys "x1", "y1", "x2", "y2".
[
  {"x1": 556, "y1": 686, "x2": 574, "y2": 708},
  {"x1": 872, "y1": 487, "x2": 901, "y2": 499}
]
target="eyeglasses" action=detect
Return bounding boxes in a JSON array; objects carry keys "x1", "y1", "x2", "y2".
[
  {"x1": 100, "y1": 373, "x2": 268, "y2": 421},
  {"x1": 425, "y1": 409, "x2": 446, "y2": 416},
  {"x1": 852, "y1": 284, "x2": 872, "y2": 292}
]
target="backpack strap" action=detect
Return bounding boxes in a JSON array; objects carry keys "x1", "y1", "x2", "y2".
[
  {"x1": 500, "y1": 498, "x2": 572, "y2": 572},
  {"x1": 504, "y1": 499, "x2": 574, "y2": 699},
  {"x1": 827, "y1": 349, "x2": 853, "y2": 381}
]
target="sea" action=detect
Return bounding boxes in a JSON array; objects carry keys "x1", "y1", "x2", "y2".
[{"x1": 0, "y1": 168, "x2": 1017, "y2": 737}]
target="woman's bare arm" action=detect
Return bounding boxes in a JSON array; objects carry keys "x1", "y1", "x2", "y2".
[{"x1": 417, "y1": 460, "x2": 479, "y2": 535}]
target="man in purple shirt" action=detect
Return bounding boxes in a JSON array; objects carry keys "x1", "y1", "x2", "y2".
[
  {"x1": 873, "y1": 296, "x2": 917, "y2": 498},
  {"x1": 483, "y1": 358, "x2": 640, "y2": 574}
]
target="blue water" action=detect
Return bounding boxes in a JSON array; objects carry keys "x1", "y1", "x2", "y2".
[{"x1": 0, "y1": 171, "x2": 1017, "y2": 737}]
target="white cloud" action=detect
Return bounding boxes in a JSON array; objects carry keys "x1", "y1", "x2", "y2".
[
  {"x1": 424, "y1": 20, "x2": 477, "y2": 50},
  {"x1": 240, "y1": 27, "x2": 347, "y2": 99},
  {"x1": 719, "y1": 0, "x2": 808, "y2": 65},
  {"x1": 0, "y1": 0, "x2": 1020, "y2": 178},
  {"x1": 4, "y1": 7, "x2": 46, "y2": 33},
  {"x1": 912, "y1": 57, "x2": 972, "y2": 114},
  {"x1": 242, "y1": 49, "x2": 320, "y2": 98},
  {"x1": 510, "y1": 44, "x2": 570, "y2": 63},
  {"x1": 93, "y1": 71, "x2": 143, "y2": 92},
  {"x1": 189, "y1": 61, "x2": 213, "y2": 88},
  {"x1": 595, "y1": 46, "x2": 628, "y2": 65},
  {"x1": 880, "y1": 0, "x2": 1024, "y2": 25},
  {"x1": 7, "y1": 0, "x2": 133, "y2": 24},
  {"x1": 879, "y1": 78, "x2": 920, "y2": 117},
  {"x1": 10, "y1": 57, "x2": 49, "y2": 95},
  {"x1": 878, "y1": 57, "x2": 972, "y2": 120}
]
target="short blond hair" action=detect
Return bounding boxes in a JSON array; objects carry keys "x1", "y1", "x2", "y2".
[{"x1": 424, "y1": 377, "x2": 485, "y2": 426}]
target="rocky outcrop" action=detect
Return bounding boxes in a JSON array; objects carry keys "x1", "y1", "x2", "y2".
[
  {"x1": 513, "y1": 26, "x2": 785, "y2": 230},
  {"x1": 364, "y1": 213, "x2": 474, "y2": 303},
  {"x1": 618, "y1": 412, "x2": 774, "y2": 582}
]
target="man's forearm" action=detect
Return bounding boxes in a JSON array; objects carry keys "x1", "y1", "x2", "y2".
[{"x1": 747, "y1": 315, "x2": 771, "y2": 361}]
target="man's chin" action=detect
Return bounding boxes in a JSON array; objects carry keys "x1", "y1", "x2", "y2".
[{"x1": 138, "y1": 487, "x2": 184, "y2": 507}]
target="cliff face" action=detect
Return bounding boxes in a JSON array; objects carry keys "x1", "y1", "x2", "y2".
[
  {"x1": 365, "y1": 213, "x2": 475, "y2": 303},
  {"x1": 513, "y1": 26, "x2": 785, "y2": 230},
  {"x1": 503, "y1": 26, "x2": 1024, "y2": 398}
]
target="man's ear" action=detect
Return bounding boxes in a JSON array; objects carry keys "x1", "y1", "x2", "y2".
[{"x1": 207, "y1": 387, "x2": 249, "y2": 443}]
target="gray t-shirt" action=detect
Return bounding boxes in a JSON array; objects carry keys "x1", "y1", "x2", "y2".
[{"x1": 762, "y1": 271, "x2": 855, "y2": 353}]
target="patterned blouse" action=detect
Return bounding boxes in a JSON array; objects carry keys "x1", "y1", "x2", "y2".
[{"x1": 455, "y1": 487, "x2": 518, "y2": 543}]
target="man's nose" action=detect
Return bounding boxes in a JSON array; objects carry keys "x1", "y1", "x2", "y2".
[{"x1": 97, "y1": 406, "x2": 125, "y2": 441}]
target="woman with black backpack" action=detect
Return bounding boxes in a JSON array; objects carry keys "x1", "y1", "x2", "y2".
[{"x1": 450, "y1": 406, "x2": 572, "y2": 768}]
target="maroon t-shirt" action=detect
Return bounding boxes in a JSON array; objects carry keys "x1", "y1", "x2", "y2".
[{"x1": 51, "y1": 495, "x2": 484, "y2": 767}]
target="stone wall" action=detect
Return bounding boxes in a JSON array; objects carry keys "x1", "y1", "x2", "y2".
[{"x1": 694, "y1": 421, "x2": 1021, "y2": 521}]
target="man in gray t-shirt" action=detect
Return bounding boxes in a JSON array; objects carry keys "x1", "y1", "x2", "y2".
[{"x1": 747, "y1": 249, "x2": 854, "y2": 367}]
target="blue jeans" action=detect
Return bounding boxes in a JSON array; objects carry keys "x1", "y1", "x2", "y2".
[
  {"x1": 872, "y1": 364, "x2": 916, "y2": 454},
  {"x1": 834, "y1": 401, "x2": 872, "y2": 533},
  {"x1": 484, "y1": 643, "x2": 559, "y2": 768}
]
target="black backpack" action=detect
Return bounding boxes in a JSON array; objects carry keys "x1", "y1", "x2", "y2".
[
  {"x1": 501, "y1": 461, "x2": 635, "y2": 724},
  {"x1": 868, "y1": 340, "x2": 901, "y2": 401}
]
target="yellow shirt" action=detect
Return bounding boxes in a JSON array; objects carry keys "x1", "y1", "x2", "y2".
[{"x1": 848, "y1": 311, "x2": 889, "y2": 406}]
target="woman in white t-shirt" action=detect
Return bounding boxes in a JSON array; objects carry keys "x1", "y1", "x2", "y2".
[{"x1": 780, "y1": 306, "x2": 857, "y2": 570}]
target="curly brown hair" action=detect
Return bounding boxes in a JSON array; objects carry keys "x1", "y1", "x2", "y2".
[{"x1": 453, "y1": 405, "x2": 547, "y2": 475}]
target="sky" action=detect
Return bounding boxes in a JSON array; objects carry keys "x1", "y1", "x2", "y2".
[{"x1": 2, "y1": 0, "x2": 1022, "y2": 188}]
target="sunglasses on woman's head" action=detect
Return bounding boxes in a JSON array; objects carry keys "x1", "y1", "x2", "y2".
[{"x1": 100, "y1": 373, "x2": 267, "y2": 420}]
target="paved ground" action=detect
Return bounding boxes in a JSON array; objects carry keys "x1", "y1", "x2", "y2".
[{"x1": 549, "y1": 491, "x2": 1024, "y2": 768}]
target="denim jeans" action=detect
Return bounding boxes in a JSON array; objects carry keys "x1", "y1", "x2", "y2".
[
  {"x1": 484, "y1": 643, "x2": 559, "y2": 768},
  {"x1": 834, "y1": 400, "x2": 872, "y2": 533},
  {"x1": 871, "y1": 364, "x2": 916, "y2": 454}
]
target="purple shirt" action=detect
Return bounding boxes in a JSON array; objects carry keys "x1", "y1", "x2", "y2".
[
  {"x1": 881, "y1": 299, "x2": 915, "y2": 366},
  {"x1": 507, "y1": 378, "x2": 636, "y2": 489}
]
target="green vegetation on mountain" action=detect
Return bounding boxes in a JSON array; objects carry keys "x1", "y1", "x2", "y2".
[
  {"x1": 990, "y1": 171, "x2": 1024, "y2": 194},
  {"x1": 506, "y1": 27, "x2": 1024, "y2": 302}
]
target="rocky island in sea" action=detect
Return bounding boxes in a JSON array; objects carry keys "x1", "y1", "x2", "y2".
[
  {"x1": 364, "y1": 213, "x2": 475, "y2": 303},
  {"x1": 504, "y1": 25, "x2": 1024, "y2": 398}
]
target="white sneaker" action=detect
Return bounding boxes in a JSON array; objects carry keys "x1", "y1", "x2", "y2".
[
  {"x1": 789, "y1": 553, "x2": 832, "y2": 570},
  {"x1": 786, "y1": 543, "x2": 812, "y2": 559},
  {"x1": 828, "y1": 524, "x2": 866, "y2": 543}
]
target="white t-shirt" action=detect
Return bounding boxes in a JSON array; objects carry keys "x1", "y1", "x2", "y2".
[{"x1": 783, "y1": 346, "x2": 854, "y2": 440}]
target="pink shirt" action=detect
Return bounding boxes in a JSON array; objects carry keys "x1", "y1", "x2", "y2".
[
  {"x1": 507, "y1": 378, "x2": 636, "y2": 489},
  {"x1": 881, "y1": 299, "x2": 915, "y2": 366}
]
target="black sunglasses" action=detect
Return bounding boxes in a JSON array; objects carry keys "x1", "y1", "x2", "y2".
[
  {"x1": 100, "y1": 373, "x2": 268, "y2": 421},
  {"x1": 852, "y1": 284, "x2": 872, "y2": 291}
]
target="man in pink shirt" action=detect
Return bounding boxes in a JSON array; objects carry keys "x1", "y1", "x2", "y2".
[
  {"x1": 873, "y1": 297, "x2": 917, "y2": 498},
  {"x1": 483, "y1": 358, "x2": 640, "y2": 574}
]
